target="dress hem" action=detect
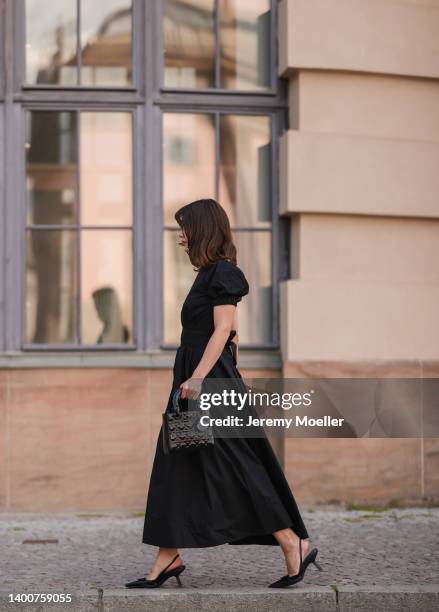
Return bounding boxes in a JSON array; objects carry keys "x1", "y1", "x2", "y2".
[{"x1": 142, "y1": 521, "x2": 310, "y2": 549}]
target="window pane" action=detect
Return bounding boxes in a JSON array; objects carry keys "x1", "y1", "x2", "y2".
[
  {"x1": 220, "y1": 0, "x2": 271, "y2": 90},
  {"x1": 26, "y1": 0, "x2": 77, "y2": 85},
  {"x1": 164, "y1": 0, "x2": 215, "y2": 88},
  {"x1": 26, "y1": 230, "x2": 77, "y2": 344},
  {"x1": 163, "y1": 229, "x2": 196, "y2": 344},
  {"x1": 81, "y1": 230, "x2": 133, "y2": 344},
  {"x1": 80, "y1": 112, "x2": 133, "y2": 226},
  {"x1": 163, "y1": 113, "x2": 216, "y2": 226},
  {"x1": 219, "y1": 114, "x2": 271, "y2": 228},
  {"x1": 234, "y1": 230, "x2": 272, "y2": 344},
  {"x1": 81, "y1": 0, "x2": 132, "y2": 86},
  {"x1": 26, "y1": 111, "x2": 78, "y2": 225}
]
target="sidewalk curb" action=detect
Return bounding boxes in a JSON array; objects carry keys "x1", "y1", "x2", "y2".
[{"x1": 2, "y1": 586, "x2": 438, "y2": 612}]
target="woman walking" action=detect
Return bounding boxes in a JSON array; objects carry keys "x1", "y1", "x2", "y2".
[{"x1": 125, "y1": 198, "x2": 321, "y2": 589}]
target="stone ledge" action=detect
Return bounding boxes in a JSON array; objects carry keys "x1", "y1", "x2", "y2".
[
  {"x1": 104, "y1": 586, "x2": 334, "y2": 612},
  {"x1": 0, "y1": 349, "x2": 282, "y2": 370},
  {"x1": 337, "y1": 585, "x2": 439, "y2": 612},
  {"x1": 2, "y1": 586, "x2": 438, "y2": 612}
]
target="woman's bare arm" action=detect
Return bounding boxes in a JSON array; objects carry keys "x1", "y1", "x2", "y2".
[{"x1": 180, "y1": 304, "x2": 236, "y2": 399}]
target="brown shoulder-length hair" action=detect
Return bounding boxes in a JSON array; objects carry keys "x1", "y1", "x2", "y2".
[{"x1": 174, "y1": 198, "x2": 237, "y2": 269}]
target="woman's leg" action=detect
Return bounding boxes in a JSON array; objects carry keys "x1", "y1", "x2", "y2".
[
  {"x1": 147, "y1": 547, "x2": 183, "y2": 580},
  {"x1": 273, "y1": 528, "x2": 309, "y2": 576}
]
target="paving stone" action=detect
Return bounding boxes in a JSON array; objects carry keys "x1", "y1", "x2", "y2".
[{"x1": 0, "y1": 509, "x2": 438, "y2": 611}]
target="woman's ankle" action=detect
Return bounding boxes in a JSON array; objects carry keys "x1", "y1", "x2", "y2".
[
  {"x1": 159, "y1": 549, "x2": 182, "y2": 566},
  {"x1": 274, "y1": 529, "x2": 299, "y2": 552},
  {"x1": 158, "y1": 548, "x2": 178, "y2": 559}
]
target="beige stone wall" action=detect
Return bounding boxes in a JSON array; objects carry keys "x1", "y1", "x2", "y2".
[
  {"x1": 283, "y1": 361, "x2": 439, "y2": 506},
  {"x1": 278, "y1": 0, "x2": 439, "y2": 503},
  {"x1": 279, "y1": 0, "x2": 439, "y2": 79},
  {"x1": 286, "y1": 435, "x2": 439, "y2": 507},
  {"x1": 278, "y1": 0, "x2": 439, "y2": 365},
  {"x1": 0, "y1": 369, "x2": 168, "y2": 511},
  {"x1": 0, "y1": 367, "x2": 280, "y2": 511}
]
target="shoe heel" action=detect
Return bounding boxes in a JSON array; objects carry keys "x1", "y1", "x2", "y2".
[
  {"x1": 176, "y1": 574, "x2": 183, "y2": 587},
  {"x1": 313, "y1": 559, "x2": 323, "y2": 571}
]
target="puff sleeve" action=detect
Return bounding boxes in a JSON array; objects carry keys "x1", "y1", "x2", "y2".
[{"x1": 207, "y1": 260, "x2": 249, "y2": 307}]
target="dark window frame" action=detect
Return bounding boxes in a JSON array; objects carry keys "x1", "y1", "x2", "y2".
[
  {"x1": 0, "y1": 0, "x2": 288, "y2": 356},
  {"x1": 0, "y1": 0, "x2": 5, "y2": 99},
  {"x1": 22, "y1": 106, "x2": 139, "y2": 350}
]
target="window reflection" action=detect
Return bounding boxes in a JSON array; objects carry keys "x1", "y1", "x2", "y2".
[
  {"x1": 26, "y1": 111, "x2": 78, "y2": 225},
  {"x1": 81, "y1": 0, "x2": 132, "y2": 86},
  {"x1": 163, "y1": 113, "x2": 216, "y2": 226},
  {"x1": 220, "y1": 0, "x2": 271, "y2": 90},
  {"x1": 25, "y1": 110, "x2": 134, "y2": 346},
  {"x1": 164, "y1": 0, "x2": 216, "y2": 88},
  {"x1": 233, "y1": 230, "x2": 272, "y2": 344},
  {"x1": 163, "y1": 111, "x2": 216, "y2": 343},
  {"x1": 26, "y1": 230, "x2": 77, "y2": 344},
  {"x1": 25, "y1": 0, "x2": 132, "y2": 86},
  {"x1": 163, "y1": 0, "x2": 271, "y2": 90},
  {"x1": 81, "y1": 112, "x2": 133, "y2": 226},
  {"x1": 163, "y1": 230, "x2": 196, "y2": 344},
  {"x1": 219, "y1": 114, "x2": 271, "y2": 228},
  {"x1": 163, "y1": 111, "x2": 273, "y2": 345},
  {"x1": 81, "y1": 230, "x2": 133, "y2": 345},
  {"x1": 26, "y1": 0, "x2": 77, "y2": 85}
]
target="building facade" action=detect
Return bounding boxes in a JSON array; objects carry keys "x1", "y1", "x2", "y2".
[{"x1": 0, "y1": 0, "x2": 438, "y2": 511}]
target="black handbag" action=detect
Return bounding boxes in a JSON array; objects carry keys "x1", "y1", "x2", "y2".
[{"x1": 162, "y1": 388, "x2": 214, "y2": 454}]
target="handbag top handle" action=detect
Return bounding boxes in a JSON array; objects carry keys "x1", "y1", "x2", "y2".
[
  {"x1": 172, "y1": 388, "x2": 203, "y2": 415},
  {"x1": 171, "y1": 388, "x2": 183, "y2": 415}
]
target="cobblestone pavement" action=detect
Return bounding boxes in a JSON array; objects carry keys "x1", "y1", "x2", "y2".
[{"x1": 1, "y1": 507, "x2": 438, "y2": 595}]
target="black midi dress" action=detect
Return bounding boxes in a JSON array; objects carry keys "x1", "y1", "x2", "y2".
[{"x1": 142, "y1": 259, "x2": 309, "y2": 548}]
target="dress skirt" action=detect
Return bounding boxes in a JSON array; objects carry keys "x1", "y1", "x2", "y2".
[{"x1": 142, "y1": 330, "x2": 309, "y2": 549}]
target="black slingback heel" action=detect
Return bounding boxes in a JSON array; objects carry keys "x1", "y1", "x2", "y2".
[
  {"x1": 125, "y1": 553, "x2": 185, "y2": 589},
  {"x1": 269, "y1": 539, "x2": 322, "y2": 588}
]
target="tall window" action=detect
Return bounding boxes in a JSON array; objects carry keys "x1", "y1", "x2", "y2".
[
  {"x1": 18, "y1": 1, "x2": 136, "y2": 350},
  {"x1": 161, "y1": 0, "x2": 278, "y2": 348},
  {"x1": 25, "y1": 111, "x2": 134, "y2": 346},
  {"x1": 163, "y1": 112, "x2": 273, "y2": 345},
  {"x1": 0, "y1": 0, "x2": 284, "y2": 354}
]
